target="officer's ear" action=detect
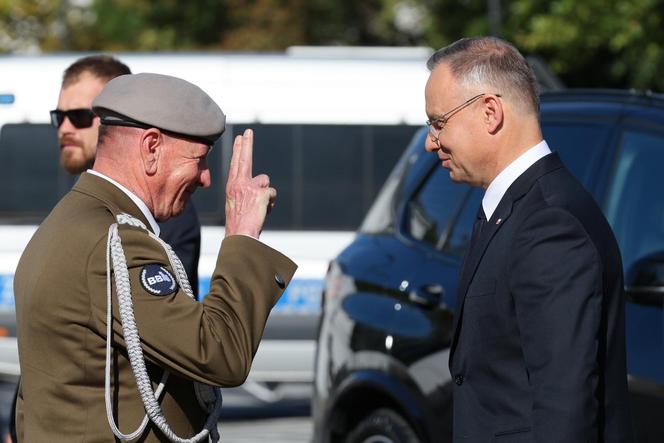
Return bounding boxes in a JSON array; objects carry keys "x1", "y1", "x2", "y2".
[{"x1": 140, "y1": 128, "x2": 163, "y2": 176}]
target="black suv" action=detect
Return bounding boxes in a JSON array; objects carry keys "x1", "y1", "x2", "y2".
[{"x1": 312, "y1": 90, "x2": 664, "y2": 443}]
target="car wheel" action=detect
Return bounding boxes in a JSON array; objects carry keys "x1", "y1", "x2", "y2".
[{"x1": 345, "y1": 408, "x2": 420, "y2": 443}]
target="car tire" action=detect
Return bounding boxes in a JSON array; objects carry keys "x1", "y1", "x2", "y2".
[{"x1": 345, "y1": 408, "x2": 420, "y2": 443}]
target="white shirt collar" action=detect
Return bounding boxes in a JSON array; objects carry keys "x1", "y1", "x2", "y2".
[
  {"x1": 482, "y1": 140, "x2": 552, "y2": 221},
  {"x1": 87, "y1": 169, "x2": 161, "y2": 236}
]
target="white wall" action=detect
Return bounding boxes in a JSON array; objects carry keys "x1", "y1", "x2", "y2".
[{"x1": 0, "y1": 49, "x2": 431, "y2": 126}]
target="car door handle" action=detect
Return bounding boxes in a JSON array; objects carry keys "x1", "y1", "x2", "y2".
[{"x1": 408, "y1": 284, "x2": 444, "y2": 308}]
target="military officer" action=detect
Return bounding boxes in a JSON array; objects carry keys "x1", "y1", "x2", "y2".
[
  {"x1": 51, "y1": 54, "x2": 202, "y2": 298},
  {"x1": 14, "y1": 73, "x2": 297, "y2": 442}
]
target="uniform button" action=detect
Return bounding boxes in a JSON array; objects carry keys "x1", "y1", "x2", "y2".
[
  {"x1": 454, "y1": 375, "x2": 464, "y2": 385},
  {"x1": 274, "y1": 273, "x2": 285, "y2": 288}
]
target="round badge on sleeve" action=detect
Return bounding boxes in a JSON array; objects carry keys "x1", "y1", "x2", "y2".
[{"x1": 140, "y1": 264, "x2": 178, "y2": 296}]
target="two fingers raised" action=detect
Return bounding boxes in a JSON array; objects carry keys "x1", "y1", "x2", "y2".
[{"x1": 225, "y1": 129, "x2": 276, "y2": 237}]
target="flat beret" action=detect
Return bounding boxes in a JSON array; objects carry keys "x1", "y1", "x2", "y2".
[{"x1": 92, "y1": 73, "x2": 225, "y2": 145}]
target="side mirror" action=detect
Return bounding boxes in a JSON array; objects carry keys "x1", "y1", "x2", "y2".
[
  {"x1": 408, "y1": 284, "x2": 445, "y2": 308},
  {"x1": 625, "y1": 252, "x2": 664, "y2": 307}
]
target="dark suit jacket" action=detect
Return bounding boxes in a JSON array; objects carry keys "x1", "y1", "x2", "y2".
[
  {"x1": 449, "y1": 153, "x2": 633, "y2": 442},
  {"x1": 158, "y1": 203, "x2": 201, "y2": 298},
  {"x1": 14, "y1": 172, "x2": 297, "y2": 442}
]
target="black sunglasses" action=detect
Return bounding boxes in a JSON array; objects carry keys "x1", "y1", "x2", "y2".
[{"x1": 49, "y1": 108, "x2": 97, "y2": 129}]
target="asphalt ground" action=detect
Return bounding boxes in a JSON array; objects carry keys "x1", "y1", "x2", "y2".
[
  {"x1": 0, "y1": 381, "x2": 314, "y2": 442},
  {"x1": 219, "y1": 416, "x2": 312, "y2": 443}
]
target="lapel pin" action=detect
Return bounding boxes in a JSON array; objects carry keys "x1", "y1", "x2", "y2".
[{"x1": 496, "y1": 218, "x2": 502, "y2": 225}]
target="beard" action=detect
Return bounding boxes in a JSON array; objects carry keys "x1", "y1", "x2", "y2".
[{"x1": 59, "y1": 136, "x2": 94, "y2": 174}]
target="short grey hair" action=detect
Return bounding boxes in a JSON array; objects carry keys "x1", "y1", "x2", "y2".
[
  {"x1": 96, "y1": 123, "x2": 112, "y2": 147},
  {"x1": 427, "y1": 36, "x2": 539, "y2": 115}
]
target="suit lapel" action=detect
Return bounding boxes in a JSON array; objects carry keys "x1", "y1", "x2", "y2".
[
  {"x1": 449, "y1": 153, "x2": 565, "y2": 365},
  {"x1": 448, "y1": 195, "x2": 514, "y2": 360},
  {"x1": 456, "y1": 199, "x2": 513, "y2": 305}
]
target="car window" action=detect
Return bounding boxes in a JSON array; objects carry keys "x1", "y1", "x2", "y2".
[
  {"x1": 541, "y1": 121, "x2": 612, "y2": 187},
  {"x1": 361, "y1": 129, "x2": 427, "y2": 235},
  {"x1": 604, "y1": 129, "x2": 664, "y2": 271},
  {"x1": 404, "y1": 164, "x2": 472, "y2": 254}
]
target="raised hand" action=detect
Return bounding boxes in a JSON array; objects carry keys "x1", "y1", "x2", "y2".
[{"x1": 224, "y1": 129, "x2": 276, "y2": 238}]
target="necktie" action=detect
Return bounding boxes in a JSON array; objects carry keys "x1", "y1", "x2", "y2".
[{"x1": 469, "y1": 206, "x2": 487, "y2": 251}]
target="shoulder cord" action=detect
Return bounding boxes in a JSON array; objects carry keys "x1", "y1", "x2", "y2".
[{"x1": 104, "y1": 213, "x2": 223, "y2": 442}]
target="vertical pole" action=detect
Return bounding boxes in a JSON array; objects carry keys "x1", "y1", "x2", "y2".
[
  {"x1": 58, "y1": 0, "x2": 71, "y2": 50},
  {"x1": 488, "y1": 0, "x2": 501, "y2": 37}
]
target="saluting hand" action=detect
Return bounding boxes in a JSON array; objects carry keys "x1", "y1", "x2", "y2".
[{"x1": 224, "y1": 129, "x2": 276, "y2": 238}]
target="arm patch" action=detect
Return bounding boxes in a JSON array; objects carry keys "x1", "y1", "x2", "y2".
[{"x1": 140, "y1": 264, "x2": 178, "y2": 296}]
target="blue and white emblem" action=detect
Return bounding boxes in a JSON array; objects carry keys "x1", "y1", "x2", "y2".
[{"x1": 140, "y1": 264, "x2": 178, "y2": 296}]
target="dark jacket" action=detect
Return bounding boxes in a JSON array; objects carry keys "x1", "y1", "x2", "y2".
[
  {"x1": 159, "y1": 202, "x2": 201, "y2": 299},
  {"x1": 449, "y1": 153, "x2": 633, "y2": 442}
]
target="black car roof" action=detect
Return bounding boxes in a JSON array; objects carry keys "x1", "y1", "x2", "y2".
[{"x1": 542, "y1": 89, "x2": 664, "y2": 110}]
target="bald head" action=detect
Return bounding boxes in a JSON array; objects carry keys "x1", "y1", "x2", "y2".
[{"x1": 94, "y1": 126, "x2": 147, "y2": 191}]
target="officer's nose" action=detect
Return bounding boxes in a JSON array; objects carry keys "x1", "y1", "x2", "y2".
[{"x1": 198, "y1": 163, "x2": 211, "y2": 189}]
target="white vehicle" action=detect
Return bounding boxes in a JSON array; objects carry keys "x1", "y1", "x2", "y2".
[{"x1": 0, "y1": 48, "x2": 430, "y2": 397}]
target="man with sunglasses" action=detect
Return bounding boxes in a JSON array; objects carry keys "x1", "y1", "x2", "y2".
[
  {"x1": 14, "y1": 72, "x2": 296, "y2": 442},
  {"x1": 51, "y1": 56, "x2": 129, "y2": 175},
  {"x1": 425, "y1": 37, "x2": 632, "y2": 442}
]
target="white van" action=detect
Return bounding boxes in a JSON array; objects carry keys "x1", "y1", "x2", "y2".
[{"x1": 0, "y1": 48, "x2": 430, "y2": 395}]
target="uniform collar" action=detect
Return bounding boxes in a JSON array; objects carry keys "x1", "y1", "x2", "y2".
[
  {"x1": 482, "y1": 140, "x2": 551, "y2": 220},
  {"x1": 83, "y1": 170, "x2": 160, "y2": 235}
]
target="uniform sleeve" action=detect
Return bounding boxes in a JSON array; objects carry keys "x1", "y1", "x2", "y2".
[
  {"x1": 87, "y1": 226, "x2": 297, "y2": 387},
  {"x1": 509, "y1": 207, "x2": 601, "y2": 442}
]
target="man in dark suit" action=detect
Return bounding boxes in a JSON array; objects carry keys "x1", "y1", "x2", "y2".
[{"x1": 424, "y1": 37, "x2": 633, "y2": 442}]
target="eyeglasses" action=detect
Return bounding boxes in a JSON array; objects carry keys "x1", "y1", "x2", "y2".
[
  {"x1": 426, "y1": 93, "x2": 501, "y2": 144},
  {"x1": 49, "y1": 108, "x2": 97, "y2": 129}
]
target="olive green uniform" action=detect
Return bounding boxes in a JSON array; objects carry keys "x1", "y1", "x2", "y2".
[{"x1": 14, "y1": 172, "x2": 297, "y2": 442}]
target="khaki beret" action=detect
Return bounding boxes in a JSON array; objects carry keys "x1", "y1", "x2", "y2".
[{"x1": 92, "y1": 73, "x2": 225, "y2": 145}]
